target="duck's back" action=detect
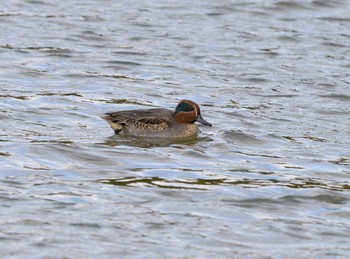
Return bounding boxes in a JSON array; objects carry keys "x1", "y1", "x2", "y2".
[{"x1": 106, "y1": 108, "x2": 173, "y2": 123}]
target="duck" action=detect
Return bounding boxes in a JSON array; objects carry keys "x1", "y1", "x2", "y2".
[{"x1": 103, "y1": 100, "x2": 212, "y2": 138}]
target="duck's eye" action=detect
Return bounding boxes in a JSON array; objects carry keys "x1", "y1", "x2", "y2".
[{"x1": 176, "y1": 102, "x2": 194, "y2": 113}]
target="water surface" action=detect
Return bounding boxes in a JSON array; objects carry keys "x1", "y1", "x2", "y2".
[{"x1": 1, "y1": 0, "x2": 350, "y2": 258}]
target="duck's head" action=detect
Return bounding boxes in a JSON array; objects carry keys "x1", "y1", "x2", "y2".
[{"x1": 174, "y1": 100, "x2": 212, "y2": 126}]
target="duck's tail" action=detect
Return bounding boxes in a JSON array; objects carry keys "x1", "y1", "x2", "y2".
[{"x1": 101, "y1": 114, "x2": 123, "y2": 134}]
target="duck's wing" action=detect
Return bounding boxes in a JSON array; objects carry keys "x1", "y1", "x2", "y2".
[
  {"x1": 104, "y1": 108, "x2": 173, "y2": 132},
  {"x1": 132, "y1": 109, "x2": 173, "y2": 131}
]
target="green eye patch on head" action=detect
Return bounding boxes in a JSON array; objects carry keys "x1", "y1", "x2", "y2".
[{"x1": 175, "y1": 102, "x2": 195, "y2": 114}]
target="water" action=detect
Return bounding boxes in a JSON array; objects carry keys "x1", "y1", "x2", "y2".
[{"x1": 1, "y1": 0, "x2": 350, "y2": 258}]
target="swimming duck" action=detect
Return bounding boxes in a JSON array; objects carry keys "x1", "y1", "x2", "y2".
[{"x1": 103, "y1": 100, "x2": 212, "y2": 138}]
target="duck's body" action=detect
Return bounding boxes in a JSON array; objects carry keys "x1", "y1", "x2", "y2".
[{"x1": 103, "y1": 100, "x2": 211, "y2": 138}]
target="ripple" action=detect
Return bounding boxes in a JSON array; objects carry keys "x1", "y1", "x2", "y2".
[
  {"x1": 104, "y1": 60, "x2": 142, "y2": 66},
  {"x1": 97, "y1": 175, "x2": 350, "y2": 192},
  {"x1": 272, "y1": 1, "x2": 312, "y2": 11},
  {"x1": 319, "y1": 94, "x2": 350, "y2": 101},
  {"x1": 222, "y1": 130, "x2": 264, "y2": 145},
  {"x1": 312, "y1": 0, "x2": 343, "y2": 8}
]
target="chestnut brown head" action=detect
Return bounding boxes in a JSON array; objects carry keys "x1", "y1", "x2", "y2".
[{"x1": 174, "y1": 100, "x2": 212, "y2": 126}]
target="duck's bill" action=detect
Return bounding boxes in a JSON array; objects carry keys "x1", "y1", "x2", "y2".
[{"x1": 196, "y1": 115, "x2": 212, "y2": 126}]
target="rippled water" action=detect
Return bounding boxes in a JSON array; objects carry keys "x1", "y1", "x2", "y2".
[{"x1": 1, "y1": 0, "x2": 350, "y2": 257}]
